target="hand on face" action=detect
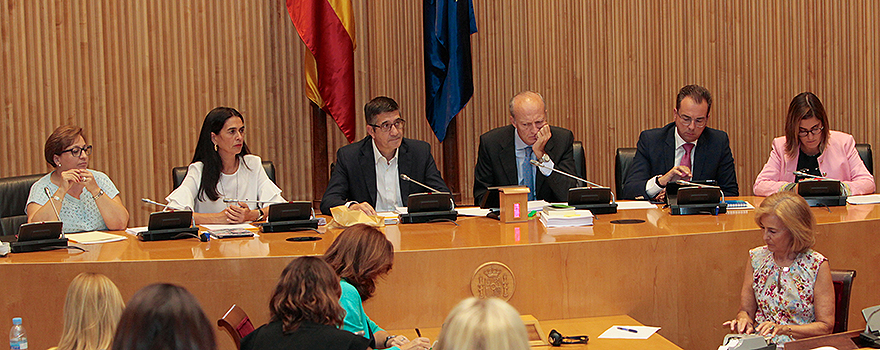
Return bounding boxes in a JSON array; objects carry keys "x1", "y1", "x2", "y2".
[{"x1": 532, "y1": 124, "x2": 552, "y2": 158}]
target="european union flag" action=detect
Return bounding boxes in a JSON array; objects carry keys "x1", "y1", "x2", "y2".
[{"x1": 424, "y1": 0, "x2": 477, "y2": 142}]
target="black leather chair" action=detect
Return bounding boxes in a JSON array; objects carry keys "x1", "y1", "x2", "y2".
[
  {"x1": 830, "y1": 269, "x2": 856, "y2": 333},
  {"x1": 855, "y1": 143, "x2": 873, "y2": 175},
  {"x1": 0, "y1": 174, "x2": 45, "y2": 236},
  {"x1": 615, "y1": 148, "x2": 637, "y2": 195},
  {"x1": 172, "y1": 161, "x2": 276, "y2": 190},
  {"x1": 573, "y1": 141, "x2": 586, "y2": 180}
]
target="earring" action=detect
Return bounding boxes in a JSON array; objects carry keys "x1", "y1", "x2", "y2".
[{"x1": 214, "y1": 144, "x2": 218, "y2": 152}]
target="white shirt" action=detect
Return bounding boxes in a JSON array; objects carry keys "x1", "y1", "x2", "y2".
[
  {"x1": 372, "y1": 140, "x2": 403, "y2": 212},
  {"x1": 166, "y1": 154, "x2": 284, "y2": 213},
  {"x1": 645, "y1": 130, "x2": 699, "y2": 197}
]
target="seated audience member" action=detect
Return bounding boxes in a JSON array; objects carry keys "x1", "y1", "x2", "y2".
[
  {"x1": 323, "y1": 224, "x2": 431, "y2": 350},
  {"x1": 621, "y1": 84, "x2": 739, "y2": 200},
  {"x1": 27, "y1": 125, "x2": 130, "y2": 233},
  {"x1": 321, "y1": 97, "x2": 449, "y2": 216},
  {"x1": 723, "y1": 192, "x2": 834, "y2": 344},
  {"x1": 111, "y1": 283, "x2": 216, "y2": 350},
  {"x1": 753, "y1": 92, "x2": 874, "y2": 196},
  {"x1": 166, "y1": 107, "x2": 284, "y2": 224},
  {"x1": 434, "y1": 297, "x2": 530, "y2": 350},
  {"x1": 473, "y1": 91, "x2": 577, "y2": 205},
  {"x1": 50, "y1": 273, "x2": 124, "y2": 350},
  {"x1": 241, "y1": 256, "x2": 370, "y2": 350}
]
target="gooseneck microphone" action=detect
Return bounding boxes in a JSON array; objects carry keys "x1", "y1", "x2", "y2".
[
  {"x1": 44, "y1": 187, "x2": 62, "y2": 220},
  {"x1": 674, "y1": 180, "x2": 720, "y2": 188},
  {"x1": 400, "y1": 174, "x2": 442, "y2": 193},
  {"x1": 529, "y1": 159, "x2": 616, "y2": 203},
  {"x1": 222, "y1": 198, "x2": 288, "y2": 204},
  {"x1": 141, "y1": 198, "x2": 186, "y2": 211},
  {"x1": 793, "y1": 171, "x2": 830, "y2": 180}
]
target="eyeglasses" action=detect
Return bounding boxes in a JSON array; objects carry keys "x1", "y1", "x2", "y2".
[
  {"x1": 59, "y1": 145, "x2": 93, "y2": 157},
  {"x1": 369, "y1": 118, "x2": 406, "y2": 132},
  {"x1": 798, "y1": 126, "x2": 824, "y2": 137},
  {"x1": 677, "y1": 115, "x2": 707, "y2": 127}
]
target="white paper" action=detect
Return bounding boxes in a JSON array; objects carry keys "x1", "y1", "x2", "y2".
[
  {"x1": 847, "y1": 194, "x2": 880, "y2": 205},
  {"x1": 66, "y1": 231, "x2": 127, "y2": 244},
  {"x1": 528, "y1": 200, "x2": 552, "y2": 212},
  {"x1": 201, "y1": 223, "x2": 257, "y2": 231},
  {"x1": 615, "y1": 201, "x2": 660, "y2": 210},
  {"x1": 124, "y1": 226, "x2": 148, "y2": 235},
  {"x1": 597, "y1": 325, "x2": 661, "y2": 340},
  {"x1": 456, "y1": 207, "x2": 491, "y2": 216}
]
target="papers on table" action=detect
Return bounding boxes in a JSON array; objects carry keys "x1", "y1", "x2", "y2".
[
  {"x1": 847, "y1": 194, "x2": 880, "y2": 205},
  {"x1": 615, "y1": 201, "x2": 660, "y2": 210},
  {"x1": 377, "y1": 212, "x2": 400, "y2": 225},
  {"x1": 456, "y1": 207, "x2": 491, "y2": 217},
  {"x1": 528, "y1": 200, "x2": 552, "y2": 212},
  {"x1": 597, "y1": 325, "x2": 661, "y2": 339},
  {"x1": 539, "y1": 208, "x2": 594, "y2": 227},
  {"x1": 724, "y1": 200, "x2": 755, "y2": 210},
  {"x1": 124, "y1": 226, "x2": 148, "y2": 235},
  {"x1": 66, "y1": 231, "x2": 126, "y2": 244}
]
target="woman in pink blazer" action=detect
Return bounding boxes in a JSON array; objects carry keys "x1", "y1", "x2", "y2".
[{"x1": 754, "y1": 92, "x2": 874, "y2": 196}]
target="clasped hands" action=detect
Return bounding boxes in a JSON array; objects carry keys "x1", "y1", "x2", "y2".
[
  {"x1": 59, "y1": 169, "x2": 101, "y2": 194},
  {"x1": 223, "y1": 202, "x2": 258, "y2": 223}
]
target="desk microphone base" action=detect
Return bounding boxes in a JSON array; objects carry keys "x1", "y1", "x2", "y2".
[
  {"x1": 138, "y1": 227, "x2": 200, "y2": 241},
  {"x1": 803, "y1": 196, "x2": 847, "y2": 207},
  {"x1": 399, "y1": 210, "x2": 458, "y2": 224},
  {"x1": 670, "y1": 203, "x2": 728, "y2": 215},
  {"x1": 11, "y1": 238, "x2": 69, "y2": 253},
  {"x1": 570, "y1": 203, "x2": 618, "y2": 214},
  {"x1": 260, "y1": 219, "x2": 319, "y2": 233}
]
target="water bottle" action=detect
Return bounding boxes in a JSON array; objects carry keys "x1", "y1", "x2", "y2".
[{"x1": 9, "y1": 317, "x2": 27, "y2": 350}]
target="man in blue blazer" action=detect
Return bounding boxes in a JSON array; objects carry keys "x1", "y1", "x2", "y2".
[
  {"x1": 622, "y1": 85, "x2": 739, "y2": 200},
  {"x1": 473, "y1": 91, "x2": 577, "y2": 205},
  {"x1": 321, "y1": 97, "x2": 449, "y2": 215}
]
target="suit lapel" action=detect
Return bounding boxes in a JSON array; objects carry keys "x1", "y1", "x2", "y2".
[
  {"x1": 664, "y1": 126, "x2": 676, "y2": 172},
  {"x1": 358, "y1": 138, "x2": 378, "y2": 203},
  {"x1": 397, "y1": 139, "x2": 411, "y2": 200}
]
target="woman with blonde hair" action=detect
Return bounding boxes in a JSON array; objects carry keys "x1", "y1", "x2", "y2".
[
  {"x1": 434, "y1": 297, "x2": 529, "y2": 350},
  {"x1": 51, "y1": 273, "x2": 125, "y2": 350},
  {"x1": 723, "y1": 192, "x2": 834, "y2": 344}
]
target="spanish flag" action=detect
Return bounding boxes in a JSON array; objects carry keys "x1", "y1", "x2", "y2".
[{"x1": 287, "y1": 0, "x2": 357, "y2": 143}]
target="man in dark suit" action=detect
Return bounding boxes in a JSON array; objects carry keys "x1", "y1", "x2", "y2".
[
  {"x1": 321, "y1": 96, "x2": 449, "y2": 215},
  {"x1": 621, "y1": 84, "x2": 739, "y2": 200},
  {"x1": 473, "y1": 91, "x2": 577, "y2": 205}
]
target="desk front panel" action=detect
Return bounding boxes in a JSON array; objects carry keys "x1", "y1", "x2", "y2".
[{"x1": 3, "y1": 197, "x2": 878, "y2": 350}]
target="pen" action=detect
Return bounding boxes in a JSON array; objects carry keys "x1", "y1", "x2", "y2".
[
  {"x1": 528, "y1": 210, "x2": 537, "y2": 218},
  {"x1": 616, "y1": 327, "x2": 638, "y2": 333},
  {"x1": 415, "y1": 328, "x2": 422, "y2": 337}
]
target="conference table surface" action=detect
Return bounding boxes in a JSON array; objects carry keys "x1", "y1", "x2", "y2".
[
  {"x1": 3, "y1": 196, "x2": 879, "y2": 350},
  {"x1": 3, "y1": 196, "x2": 878, "y2": 264}
]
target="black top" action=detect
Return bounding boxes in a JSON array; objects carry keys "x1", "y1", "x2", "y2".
[
  {"x1": 241, "y1": 321, "x2": 370, "y2": 350},
  {"x1": 795, "y1": 148, "x2": 822, "y2": 182}
]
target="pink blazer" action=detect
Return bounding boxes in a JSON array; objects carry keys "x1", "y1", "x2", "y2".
[{"x1": 753, "y1": 130, "x2": 875, "y2": 196}]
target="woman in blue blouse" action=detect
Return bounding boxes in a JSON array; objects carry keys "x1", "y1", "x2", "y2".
[{"x1": 26, "y1": 125, "x2": 129, "y2": 233}]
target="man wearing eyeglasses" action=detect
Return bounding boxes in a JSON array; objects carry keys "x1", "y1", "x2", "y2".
[
  {"x1": 621, "y1": 84, "x2": 739, "y2": 201},
  {"x1": 321, "y1": 96, "x2": 450, "y2": 215},
  {"x1": 473, "y1": 91, "x2": 577, "y2": 205}
]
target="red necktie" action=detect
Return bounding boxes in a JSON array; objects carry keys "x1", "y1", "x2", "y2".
[{"x1": 680, "y1": 143, "x2": 694, "y2": 168}]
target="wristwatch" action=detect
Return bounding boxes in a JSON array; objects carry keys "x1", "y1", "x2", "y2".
[{"x1": 540, "y1": 153, "x2": 551, "y2": 163}]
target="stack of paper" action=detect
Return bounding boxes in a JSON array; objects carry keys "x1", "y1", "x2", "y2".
[
  {"x1": 66, "y1": 231, "x2": 127, "y2": 244},
  {"x1": 539, "y1": 208, "x2": 594, "y2": 227}
]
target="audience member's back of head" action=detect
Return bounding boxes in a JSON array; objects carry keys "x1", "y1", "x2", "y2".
[
  {"x1": 323, "y1": 223, "x2": 393, "y2": 301},
  {"x1": 270, "y1": 256, "x2": 346, "y2": 332},
  {"x1": 57, "y1": 272, "x2": 125, "y2": 350},
  {"x1": 111, "y1": 283, "x2": 216, "y2": 350},
  {"x1": 435, "y1": 297, "x2": 530, "y2": 350}
]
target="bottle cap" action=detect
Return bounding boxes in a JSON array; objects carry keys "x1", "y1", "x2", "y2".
[{"x1": 12, "y1": 317, "x2": 22, "y2": 325}]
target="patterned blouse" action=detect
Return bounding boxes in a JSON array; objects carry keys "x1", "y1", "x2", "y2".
[
  {"x1": 750, "y1": 246, "x2": 827, "y2": 344},
  {"x1": 27, "y1": 170, "x2": 120, "y2": 233}
]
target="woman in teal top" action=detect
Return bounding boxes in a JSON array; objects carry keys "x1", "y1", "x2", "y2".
[{"x1": 324, "y1": 224, "x2": 431, "y2": 350}]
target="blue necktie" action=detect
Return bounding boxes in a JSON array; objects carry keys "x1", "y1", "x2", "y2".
[{"x1": 522, "y1": 146, "x2": 535, "y2": 200}]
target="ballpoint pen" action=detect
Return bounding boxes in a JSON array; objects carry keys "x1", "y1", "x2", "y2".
[{"x1": 616, "y1": 327, "x2": 638, "y2": 333}]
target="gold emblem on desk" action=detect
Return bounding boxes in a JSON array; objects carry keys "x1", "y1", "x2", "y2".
[{"x1": 470, "y1": 262, "x2": 515, "y2": 300}]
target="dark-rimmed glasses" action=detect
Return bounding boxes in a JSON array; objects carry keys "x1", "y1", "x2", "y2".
[
  {"x1": 798, "y1": 126, "x2": 824, "y2": 137},
  {"x1": 59, "y1": 145, "x2": 93, "y2": 157},
  {"x1": 369, "y1": 118, "x2": 406, "y2": 132}
]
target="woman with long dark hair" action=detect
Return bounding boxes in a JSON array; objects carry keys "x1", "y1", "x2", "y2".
[
  {"x1": 166, "y1": 107, "x2": 284, "y2": 224},
  {"x1": 241, "y1": 256, "x2": 370, "y2": 350},
  {"x1": 111, "y1": 283, "x2": 216, "y2": 350}
]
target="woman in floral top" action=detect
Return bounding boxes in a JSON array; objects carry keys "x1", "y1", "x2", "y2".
[{"x1": 723, "y1": 192, "x2": 835, "y2": 344}]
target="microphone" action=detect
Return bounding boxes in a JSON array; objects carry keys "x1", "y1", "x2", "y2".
[
  {"x1": 141, "y1": 198, "x2": 186, "y2": 211},
  {"x1": 400, "y1": 174, "x2": 442, "y2": 193},
  {"x1": 793, "y1": 171, "x2": 830, "y2": 180},
  {"x1": 674, "y1": 180, "x2": 720, "y2": 189},
  {"x1": 530, "y1": 159, "x2": 616, "y2": 204},
  {"x1": 222, "y1": 198, "x2": 288, "y2": 204},
  {"x1": 44, "y1": 187, "x2": 61, "y2": 220}
]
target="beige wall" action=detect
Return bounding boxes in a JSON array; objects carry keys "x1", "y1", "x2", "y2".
[{"x1": 2, "y1": 0, "x2": 878, "y2": 226}]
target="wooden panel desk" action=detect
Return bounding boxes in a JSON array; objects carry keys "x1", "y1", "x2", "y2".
[
  {"x1": 2, "y1": 197, "x2": 879, "y2": 350},
  {"x1": 388, "y1": 314, "x2": 682, "y2": 350}
]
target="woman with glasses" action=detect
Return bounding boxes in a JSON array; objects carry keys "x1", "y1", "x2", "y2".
[
  {"x1": 26, "y1": 125, "x2": 129, "y2": 232},
  {"x1": 723, "y1": 192, "x2": 834, "y2": 344},
  {"x1": 754, "y1": 92, "x2": 874, "y2": 196},
  {"x1": 166, "y1": 107, "x2": 284, "y2": 224}
]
